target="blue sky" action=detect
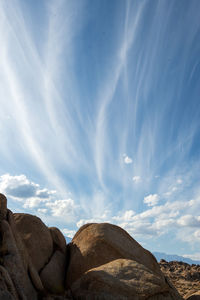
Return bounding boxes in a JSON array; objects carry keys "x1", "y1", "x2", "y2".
[{"x1": 0, "y1": 0, "x2": 200, "y2": 260}]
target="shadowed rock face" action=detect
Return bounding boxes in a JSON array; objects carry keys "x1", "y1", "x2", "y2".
[
  {"x1": 0, "y1": 194, "x2": 68, "y2": 299},
  {"x1": 0, "y1": 193, "x2": 183, "y2": 300},
  {"x1": 0, "y1": 193, "x2": 7, "y2": 220},
  {"x1": 13, "y1": 213, "x2": 53, "y2": 272}
]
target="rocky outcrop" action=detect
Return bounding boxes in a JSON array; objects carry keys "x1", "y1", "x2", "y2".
[
  {"x1": 0, "y1": 193, "x2": 183, "y2": 300},
  {"x1": 0, "y1": 193, "x2": 67, "y2": 299},
  {"x1": 13, "y1": 213, "x2": 53, "y2": 272},
  {"x1": 159, "y1": 260, "x2": 200, "y2": 299},
  {"x1": 40, "y1": 250, "x2": 66, "y2": 294},
  {"x1": 66, "y1": 223, "x2": 182, "y2": 299},
  {"x1": 0, "y1": 195, "x2": 38, "y2": 299}
]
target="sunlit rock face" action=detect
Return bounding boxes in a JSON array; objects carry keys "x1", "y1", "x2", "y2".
[
  {"x1": 0, "y1": 193, "x2": 182, "y2": 300},
  {"x1": 65, "y1": 223, "x2": 182, "y2": 300}
]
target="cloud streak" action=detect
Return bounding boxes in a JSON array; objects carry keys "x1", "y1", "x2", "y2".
[{"x1": 0, "y1": 0, "x2": 200, "y2": 256}]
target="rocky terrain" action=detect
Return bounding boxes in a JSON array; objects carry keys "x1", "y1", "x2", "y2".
[
  {"x1": 159, "y1": 260, "x2": 200, "y2": 299},
  {"x1": 0, "y1": 193, "x2": 187, "y2": 299}
]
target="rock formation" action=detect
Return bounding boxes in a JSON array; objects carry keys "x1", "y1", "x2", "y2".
[
  {"x1": 65, "y1": 223, "x2": 182, "y2": 299},
  {"x1": 159, "y1": 259, "x2": 200, "y2": 299},
  {"x1": 0, "y1": 193, "x2": 67, "y2": 299},
  {"x1": 0, "y1": 193, "x2": 183, "y2": 299}
]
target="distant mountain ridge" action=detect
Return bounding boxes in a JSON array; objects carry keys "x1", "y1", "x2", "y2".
[{"x1": 153, "y1": 251, "x2": 200, "y2": 265}]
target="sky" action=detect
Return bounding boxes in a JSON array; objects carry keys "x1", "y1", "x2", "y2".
[{"x1": 0, "y1": 0, "x2": 200, "y2": 260}]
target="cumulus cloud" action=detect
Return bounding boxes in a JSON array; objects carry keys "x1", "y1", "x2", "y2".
[
  {"x1": 73, "y1": 197, "x2": 199, "y2": 243},
  {"x1": 0, "y1": 174, "x2": 80, "y2": 223},
  {"x1": 76, "y1": 216, "x2": 111, "y2": 228},
  {"x1": 1, "y1": 173, "x2": 199, "y2": 250},
  {"x1": 177, "y1": 215, "x2": 200, "y2": 227},
  {"x1": 194, "y1": 230, "x2": 200, "y2": 239},
  {"x1": 37, "y1": 208, "x2": 48, "y2": 214},
  {"x1": 0, "y1": 174, "x2": 39, "y2": 198},
  {"x1": 123, "y1": 154, "x2": 133, "y2": 164},
  {"x1": 61, "y1": 228, "x2": 76, "y2": 238},
  {"x1": 132, "y1": 176, "x2": 141, "y2": 183},
  {"x1": 0, "y1": 174, "x2": 55, "y2": 200},
  {"x1": 112, "y1": 210, "x2": 135, "y2": 222},
  {"x1": 36, "y1": 189, "x2": 56, "y2": 198},
  {"x1": 144, "y1": 194, "x2": 159, "y2": 207},
  {"x1": 46, "y1": 199, "x2": 78, "y2": 218},
  {"x1": 23, "y1": 198, "x2": 44, "y2": 209}
]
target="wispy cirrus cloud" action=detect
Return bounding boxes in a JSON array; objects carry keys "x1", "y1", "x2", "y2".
[{"x1": 0, "y1": 0, "x2": 200, "y2": 257}]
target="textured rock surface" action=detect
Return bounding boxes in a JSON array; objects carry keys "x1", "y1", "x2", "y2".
[
  {"x1": 0, "y1": 193, "x2": 185, "y2": 300},
  {"x1": 0, "y1": 266, "x2": 18, "y2": 300},
  {"x1": 40, "y1": 250, "x2": 66, "y2": 294},
  {"x1": 0, "y1": 194, "x2": 70, "y2": 299},
  {"x1": 160, "y1": 260, "x2": 200, "y2": 298},
  {"x1": 0, "y1": 197, "x2": 39, "y2": 299},
  {"x1": 0, "y1": 193, "x2": 7, "y2": 220},
  {"x1": 1, "y1": 219, "x2": 38, "y2": 299},
  {"x1": 13, "y1": 213, "x2": 53, "y2": 272},
  {"x1": 49, "y1": 227, "x2": 67, "y2": 254},
  {"x1": 0, "y1": 290, "x2": 15, "y2": 300},
  {"x1": 7, "y1": 209, "x2": 44, "y2": 293},
  {"x1": 66, "y1": 223, "x2": 182, "y2": 299},
  {"x1": 66, "y1": 223, "x2": 162, "y2": 287},
  {"x1": 69, "y1": 258, "x2": 181, "y2": 300}
]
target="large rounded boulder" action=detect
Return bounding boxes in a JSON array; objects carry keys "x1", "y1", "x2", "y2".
[
  {"x1": 66, "y1": 223, "x2": 182, "y2": 300},
  {"x1": 13, "y1": 213, "x2": 53, "y2": 272}
]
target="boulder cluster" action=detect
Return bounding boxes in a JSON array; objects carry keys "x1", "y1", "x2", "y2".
[
  {"x1": 160, "y1": 260, "x2": 200, "y2": 299},
  {"x1": 0, "y1": 193, "x2": 182, "y2": 300}
]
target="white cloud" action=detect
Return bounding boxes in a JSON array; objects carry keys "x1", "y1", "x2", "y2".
[
  {"x1": 194, "y1": 230, "x2": 200, "y2": 239},
  {"x1": 132, "y1": 176, "x2": 141, "y2": 183},
  {"x1": 144, "y1": 194, "x2": 159, "y2": 206},
  {"x1": 76, "y1": 217, "x2": 110, "y2": 228},
  {"x1": 36, "y1": 188, "x2": 56, "y2": 198},
  {"x1": 124, "y1": 155, "x2": 133, "y2": 164},
  {"x1": 37, "y1": 208, "x2": 48, "y2": 214},
  {"x1": 113, "y1": 210, "x2": 135, "y2": 222},
  {"x1": 177, "y1": 179, "x2": 182, "y2": 184},
  {"x1": 177, "y1": 215, "x2": 200, "y2": 227},
  {"x1": 183, "y1": 253, "x2": 200, "y2": 261},
  {"x1": 72, "y1": 197, "x2": 199, "y2": 243},
  {"x1": 61, "y1": 228, "x2": 76, "y2": 238},
  {"x1": 23, "y1": 198, "x2": 44, "y2": 209},
  {"x1": 46, "y1": 199, "x2": 78, "y2": 218},
  {"x1": 152, "y1": 218, "x2": 175, "y2": 230},
  {"x1": 0, "y1": 174, "x2": 55, "y2": 200},
  {"x1": 0, "y1": 174, "x2": 39, "y2": 198}
]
